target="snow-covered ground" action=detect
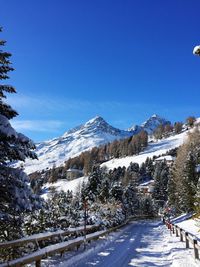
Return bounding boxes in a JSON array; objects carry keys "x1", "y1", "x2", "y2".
[
  {"x1": 102, "y1": 131, "x2": 188, "y2": 170},
  {"x1": 37, "y1": 219, "x2": 199, "y2": 267},
  {"x1": 171, "y1": 213, "x2": 200, "y2": 240},
  {"x1": 42, "y1": 176, "x2": 88, "y2": 199}
]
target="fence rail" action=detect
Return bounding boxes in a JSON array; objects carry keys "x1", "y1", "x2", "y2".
[
  {"x1": 0, "y1": 215, "x2": 153, "y2": 267},
  {"x1": 0, "y1": 224, "x2": 99, "y2": 267},
  {"x1": 0, "y1": 224, "x2": 98, "y2": 250},
  {"x1": 0, "y1": 230, "x2": 108, "y2": 267},
  {"x1": 0, "y1": 220, "x2": 130, "y2": 267},
  {"x1": 166, "y1": 221, "x2": 200, "y2": 261}
]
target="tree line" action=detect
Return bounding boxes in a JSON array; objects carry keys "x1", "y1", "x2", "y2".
[
  {"x1": 167, "y1": 127, "x2": 200, "y2": 215},
  {"x1": 65, "y1": 130, "x2": 148, "y2": 175}
]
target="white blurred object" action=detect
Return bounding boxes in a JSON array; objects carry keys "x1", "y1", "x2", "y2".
[{"x1": 193, "y1": 45, "x2": 200, "y2": 56}]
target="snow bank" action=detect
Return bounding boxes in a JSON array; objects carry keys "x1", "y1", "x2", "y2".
[{"x1": 171, "y1": 213, "x2": 200, "y2": 240}]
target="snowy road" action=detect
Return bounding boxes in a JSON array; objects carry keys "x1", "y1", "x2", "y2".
[
  {"x1": 43, "y1": 220, "x2": 199, "y2": 267},
  {"x1": 68, "y1": 220, "x2": 170, "y2": 267}
]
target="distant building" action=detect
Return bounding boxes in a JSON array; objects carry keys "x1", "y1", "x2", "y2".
[
  {"x1": 138, "y1": 180, "x2": 155, "y2": 195},
  {"x1": 155, "y1": 155, "x2": 175, "y2": 166},
  {"x1": 66, "y1": 168, "x2": 84, "y2": 180}
]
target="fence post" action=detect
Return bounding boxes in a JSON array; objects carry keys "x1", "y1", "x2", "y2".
[
  {"x1": 185, "y1": 232, "x2": 189, "y2": 248},
  {"x1": 169, "y1": 224, "x2": 172, "y2": 236},
  {"x1": 35, "y1": 239, "x2": 41, "y2": 250},
  {"x1": 175, "y1": 226, "x2": 179, "y2": 237},
  {"x1": 172, "y1": 224, "x2": 175, "y2": 234},
  {"x1": 36, "y1": 260, "x2": 41, "y2": 267},
  {"x1": 180, "y1": 228, "x2": 183, "y2": 242},
  {"x1": 193, "y1": 239, "x2": 199, "y2": 260}
]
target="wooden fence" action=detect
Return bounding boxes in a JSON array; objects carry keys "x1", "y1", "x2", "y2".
[
  {"x1": 166, "y1": 221, "x2": 200, "y2": 261},
  {"x1": 0, "y1": 224, "x2": 99, "y2": 267},
  {"x1": 0, "y1": 230, "x2": 108, "y2": 267},
  {"x1": 0, "y1": 219, "x2": 132, "y2": 267},
  {"x1": 0, "y1": 215, "x2": 154, "y2": 267},
  {"x1": 0, "y1": 225, "x2": 98, "y2": 250}
]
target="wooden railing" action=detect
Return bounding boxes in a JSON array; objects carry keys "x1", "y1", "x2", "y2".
[
  {"x1": 0, "y1": 219, "x2": 132, "y2": 267},
  {"x1": 0, "y1": 230, "x2": 108, "y2": 267},
  {"x1": 0, "y1": 215, "x2": 153, "y2": 267},
  {"x1": 0, "y1": 224, "x2": 99, "y2": 267},
  {"x1": 0, "y1": 225, "x2": 98, "y2": 250},
  {"x1": 166, "y1": 221, "x2": 200, "y2": 260}
]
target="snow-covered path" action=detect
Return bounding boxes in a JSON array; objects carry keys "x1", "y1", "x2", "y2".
[
  {"x1": 69, "y1": 220, "x2": 171, "y2": 267},
  {"x1": 42, "y1": 220, "x2": 199, "y2": 267}
]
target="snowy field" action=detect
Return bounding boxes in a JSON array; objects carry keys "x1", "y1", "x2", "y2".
[
  {"x1": 42, "y1": 176, "x2": 88, "y2": 199},
  {"x1": 38, "y1": 219, "x2": 199, "y2": 267},
  {"x1": 102, "y1": 131, "x2": 187, "y2": 170}
]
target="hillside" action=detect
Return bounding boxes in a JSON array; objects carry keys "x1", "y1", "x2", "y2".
[
  {"x1": 102, "y1": 130, "x2": 188, "y2": 170},
  {"x1": 39, "y1": 128, "x2": 188, "y2": 199}
]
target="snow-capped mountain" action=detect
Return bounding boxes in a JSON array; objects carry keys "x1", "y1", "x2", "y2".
[
  {"x1": 128, "y1": 114, "x2": 170, "y2": 134},
  {"x1": 21, "y1": 116, "x2": 132, "y2": 174},
  {"x1": 19, "y1": 114, "x2": 171, "y2": 174}
]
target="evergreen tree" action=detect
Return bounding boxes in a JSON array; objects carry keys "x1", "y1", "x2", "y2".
[
  {"x1": 98, "y1": 179, "x2": 110, "y2": 203},
  {"x1": 152, "y1": 161, "x2": 169, "y2": 210},
  {"x1": 170, "y1": 129, "x2": 200, "y2": 214},
  {"x1": 84, "y1": 166, "x2": 102, "y2": 201},
  {"x1": 140, "y1": 196, "x2": 154, "y2": 216},
  {"x1": 167, "y1": 169, "x2": 177, "y2": 208},
  {"x1": 110, "y1": 182, "x2": 123, "y2": 202},
  {"x1": 194, "y1": 178, "x2": 200, "y2": 216},
  {"x1": 0, "y1": 27, "x2": 39, "y2": 241},
  {"x1": 122, "y1": 181, "x2": 139, "y2": 217}
]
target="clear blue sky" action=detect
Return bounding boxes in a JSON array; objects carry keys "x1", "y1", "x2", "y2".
[{"x1": 1, "y1": 0, "x2": 200, "y2": 141}]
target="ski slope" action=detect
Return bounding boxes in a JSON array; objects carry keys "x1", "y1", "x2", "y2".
[{"x1": 102, "y1": 131, "x2": 188, "y2": 170}]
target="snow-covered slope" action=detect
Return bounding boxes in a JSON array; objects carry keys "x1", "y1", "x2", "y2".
[
  {"x1": 128, "y1": 114, "x2": 170, "y2": 134},
  {"x1": 21, "y1": 116, "x2": 132, "y2": 174},
  {"x1": 102, "y1": 131, "x2": 188, "y2": 170},
  {"x1": 42, "y1": 176, "x2": 88, "y2": 199}
]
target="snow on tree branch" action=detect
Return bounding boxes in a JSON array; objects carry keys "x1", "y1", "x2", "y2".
[{"x1": 193, "y1": 45, "x2": 200, "y2": 56}]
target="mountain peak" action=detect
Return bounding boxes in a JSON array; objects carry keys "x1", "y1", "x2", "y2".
[
  {"x1": 151, "y1": 114, "x2": 159, "y2": 118},
  {"x1": 143, "y1": 114, "x2": 164, "y2": 122},
  {"x1": 141, "y1": 114, "x2": 170, "y2": 133},
  {"x1": 83, "y1": 116, "x2": 130, "y2": 137},
  {"x1": 128, "y1": 114, "x2": 170, "y2": 135},
  {"x1": 85, "y1": 116, "x2": 105, "y2": 125}
]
